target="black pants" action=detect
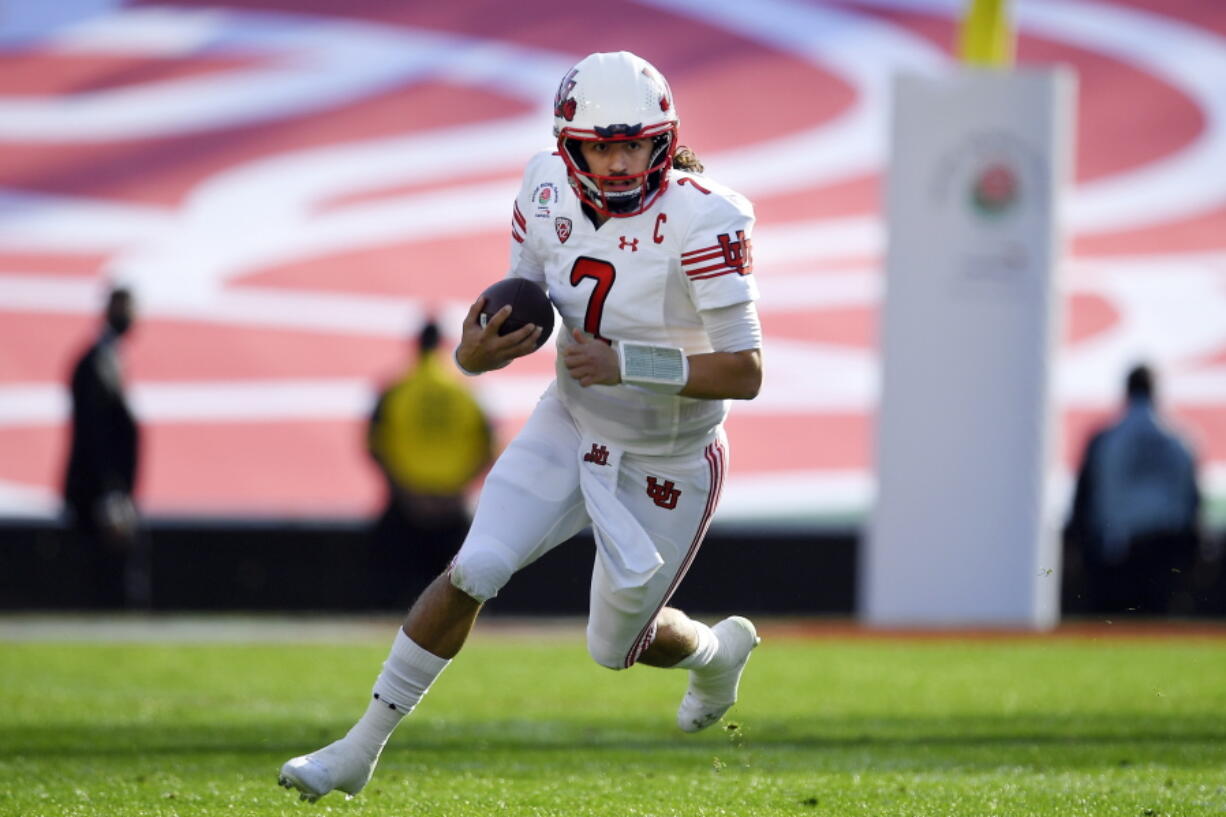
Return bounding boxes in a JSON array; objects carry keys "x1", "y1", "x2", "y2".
[
  {"x1": 368, "y1": 504, "x2": 469, "y2": 611},
  {"x1": 1082, "y1": 533, "x2": 1198, "y2": 615},
  {"x1": 69, "y1": 519, "x2": 152, "y2": 610}
]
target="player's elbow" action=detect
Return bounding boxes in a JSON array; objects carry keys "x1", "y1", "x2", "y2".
[
  {"x1": 733, "y1": 379, "x2": 760, "y2": 401},
  {"x1": 739, "y1": 366, "x2": 762, "y2": 400},
  {"x1": 730, "y1": 349, "x2": 762, "y2": 400}
]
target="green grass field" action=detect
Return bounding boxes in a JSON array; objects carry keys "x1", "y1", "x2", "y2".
[{"x1": 2, "y1": 618, "x2": 1225, "y2": 817}]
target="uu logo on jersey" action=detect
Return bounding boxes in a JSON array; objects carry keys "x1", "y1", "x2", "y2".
[{"x1": 533, "y1": 182, "x2": 559, "y2": 218}]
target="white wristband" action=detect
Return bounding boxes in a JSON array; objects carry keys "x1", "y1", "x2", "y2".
[{"x1": 617, "y1": 341, "x2": 689, "y2": 394}]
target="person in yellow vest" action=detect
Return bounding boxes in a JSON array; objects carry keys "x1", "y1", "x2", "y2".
[{"x1": 367, "y1": 319, "x2": 494, "y2": 608}]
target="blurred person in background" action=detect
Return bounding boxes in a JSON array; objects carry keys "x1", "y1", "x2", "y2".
[
  {"x1": 1065, "y1": 363, "x2": 1201, "y2": 615},
  {"x1": 63, "y1": 285, "x2": 149, "y2": 609},
  {"x1": 366, "y1": 317, "x2": 494, "y2": 609}
]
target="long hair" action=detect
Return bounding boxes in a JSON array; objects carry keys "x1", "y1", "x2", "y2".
[{"x1": 673, "y1": 145, "x2": 703, "y2": 173}]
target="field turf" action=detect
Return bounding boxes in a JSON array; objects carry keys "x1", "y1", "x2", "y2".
[{"x1": 2, "y1": 617, "x2": 1225, "y2": 816}]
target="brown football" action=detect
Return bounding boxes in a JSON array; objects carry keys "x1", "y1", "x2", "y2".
[{"x1": 478, "y1": 277, "x2": 555, "y2": 350}]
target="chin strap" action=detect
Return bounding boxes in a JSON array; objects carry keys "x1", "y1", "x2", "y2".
[{"x1": 604, "y1": 186, "x2": 645, "y2": 214}]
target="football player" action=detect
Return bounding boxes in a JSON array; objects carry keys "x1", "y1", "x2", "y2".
[{"x1": 280, "y1": 50, "x2": 764, "y2": 802}]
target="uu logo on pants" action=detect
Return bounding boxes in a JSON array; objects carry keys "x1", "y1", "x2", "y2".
[{"x1": 645, "y1": 477, "x2": 681, "y2": 510}]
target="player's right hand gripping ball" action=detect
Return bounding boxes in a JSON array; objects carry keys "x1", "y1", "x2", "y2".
[{"x1": 479, "y1": 278, "x2": 555, "y2": 350}]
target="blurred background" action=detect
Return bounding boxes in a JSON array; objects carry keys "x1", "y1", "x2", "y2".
[{"x1": 1, "y1": 0, "x2": 1224, "y2": 615}]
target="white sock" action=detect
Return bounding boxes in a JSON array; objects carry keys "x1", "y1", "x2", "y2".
[
  {"x1": 340, "y1": 630, "x2": 451, "y2": 759},
  {"x1": 673, "y1": 620, "x2": 719, "y2": 670}
]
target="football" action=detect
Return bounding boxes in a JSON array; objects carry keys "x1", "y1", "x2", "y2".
[{"x1": 478, "y1": 277, "x2": 555, "y2": 350}]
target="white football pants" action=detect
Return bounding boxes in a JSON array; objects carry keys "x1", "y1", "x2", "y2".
[{"x1": 449, "y1": 388, "x2": 727, "y2": 669}]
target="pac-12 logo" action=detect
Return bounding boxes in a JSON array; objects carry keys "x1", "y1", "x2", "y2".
[
  {"x1": 555, "y1": 217, "x2": 572, "y2": 244},
  {"x1": 646, "y1": 476, "x2": 681, "y2": 510}
]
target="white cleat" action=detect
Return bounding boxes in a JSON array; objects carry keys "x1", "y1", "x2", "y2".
[
  {"x1": 278, "y1": 739, "x2": 376, "y2": 803},
  {"x1": 676, "y1": 616, "x2": 760, "y2": 733}
]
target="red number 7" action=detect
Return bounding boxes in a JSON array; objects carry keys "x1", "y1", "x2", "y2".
[{"x1": 570, "y1": 257, "x2": 616, "y2": 342}]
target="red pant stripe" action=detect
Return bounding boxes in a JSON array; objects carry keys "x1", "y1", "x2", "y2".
[{"x1": 622, "y1": 439, "x2": 726, "y2": 668}]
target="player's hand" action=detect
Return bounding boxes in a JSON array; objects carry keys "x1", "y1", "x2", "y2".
[
  {"x1": 455, "y1": 297, "x2": 542, "y2": 373},
  {"x1": 563, "y1": 328, "x2": 621, "y2": 387}
]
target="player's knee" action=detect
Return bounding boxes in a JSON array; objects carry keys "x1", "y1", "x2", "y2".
[
  {"x1": 449, "y1": 538, "x2": 518, "y2": 603},
  {"x1": 586, "y1": 634, "x2": 631, "y2": 671},
  {"x1": 587, "y1": 642, "x2": 628, "y2": 671}
]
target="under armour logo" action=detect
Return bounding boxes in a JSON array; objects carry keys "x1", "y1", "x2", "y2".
[
  {"x1": 646, "y1": 476, "x2": 681, "y2": 510},
  {"x1": 583, "y1": 443, "x2": 610, "y2": 466},
  {"x1": 618, "y1": 236, "x2": 639, "y2": 252}
]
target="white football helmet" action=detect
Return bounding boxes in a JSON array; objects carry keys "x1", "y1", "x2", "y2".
[{"x1": 552, "y1": 51, "x2": 679, "y2": 218}]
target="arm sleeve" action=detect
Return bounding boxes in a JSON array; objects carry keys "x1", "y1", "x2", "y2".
[
  {"x1": 1067, "y1": 432, "x2": 1103, "y2": 537},
  {"x1": 681, "y1": 189, "x2": 759, "y2": 311},
  {"x1": 76, "y1": 354, "x2": 124, "y2": 494},
  {"x1": 1184, "y1": 442, "x2": 1201, "y2": 524},
  {"x1": 699, "y1": 301, "x2": 762, "y2": 353},
  {"x1": 367, "y1": 390, "x2": 389, "y2": 455}
]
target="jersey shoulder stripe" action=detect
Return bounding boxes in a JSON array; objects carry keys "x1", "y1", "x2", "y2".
[
  {"x1": 681, "y1": 234, "x2": 754, "y2": 278},
  {"x1": 512, "y1": 200, "x2": 526, "y2": 243},
  {"x1": 667, "y1": 169, "x2": 758, "y2": 311},
  {"x1": 680, "y1": 244, "x2": 722, "y2": 260}
]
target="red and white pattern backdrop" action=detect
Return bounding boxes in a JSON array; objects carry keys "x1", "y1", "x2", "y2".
[{"x1": 2, "y1": 0, "x2": 1224, "y2": 523}]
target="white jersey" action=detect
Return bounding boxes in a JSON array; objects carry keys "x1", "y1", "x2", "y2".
[{"x1": 509, "y1": 151, "x2": 758, "y2": 456}]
